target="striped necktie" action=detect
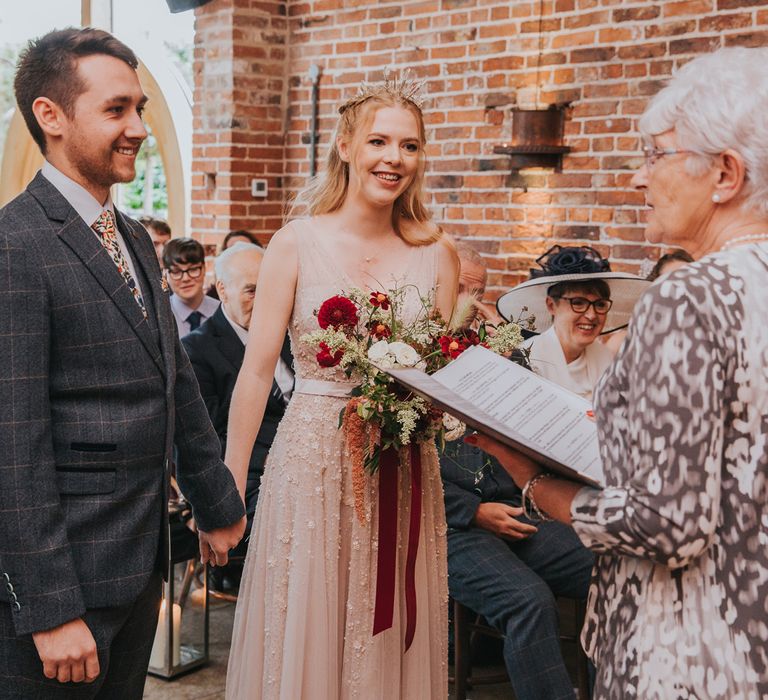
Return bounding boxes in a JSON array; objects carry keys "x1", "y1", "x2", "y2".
[{"x1": 92, "y1": 210, "x2": 147, "y2": 318}]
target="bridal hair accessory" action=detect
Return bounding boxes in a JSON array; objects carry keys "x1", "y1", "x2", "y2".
[{"x1": 338, "y1": 68, "x2": 426, "y2": 115}]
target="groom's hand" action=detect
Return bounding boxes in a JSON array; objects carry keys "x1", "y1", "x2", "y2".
[
  {"x1": 199, "y1": 516, "x2": 246, "y2": 567},
  {"x1": 32, "y1": 618, "x2": 100, "y2": 684}
]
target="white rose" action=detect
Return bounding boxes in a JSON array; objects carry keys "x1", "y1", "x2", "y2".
[
  {"x1": 368, "y1": 339, "x2": 391, "y2": 363},
  {"x1": 388, "y1": 341, "x2": 421, "y2": 367}
]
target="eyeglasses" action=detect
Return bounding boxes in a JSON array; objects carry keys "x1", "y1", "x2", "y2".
[
  {"x1": 554, "y1": 296, "x2": 613, "y2": 315},
  {"x1": 641, "y1": 146, "x2": 695, "y2": 169},
  {"x1": 167, "y1": 265, "x2": 204, "y2": 281}
]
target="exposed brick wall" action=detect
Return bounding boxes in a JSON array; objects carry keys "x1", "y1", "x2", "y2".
[
  {"x1": 193, "y1": 0, "x2": 768, "y2": 297},
  {"x1": 192, "y1": 0, "x2": 288, "y2": 253}
]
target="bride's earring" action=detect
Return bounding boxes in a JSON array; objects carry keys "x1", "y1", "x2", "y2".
[{"x1": 712, "y1": 193, "x2": 721, "y2": 203}]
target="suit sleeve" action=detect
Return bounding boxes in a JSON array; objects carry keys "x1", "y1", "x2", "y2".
[
  {"x1": 0, "y1": 232, "x2": 86, "y2": 635},
  {"x1": 441, "y1": 469, "x2": 482, "y2": 530},
  {"x1": 439, "y1": 445, "x2": 483, "y2": 530},
  {"x1": 172, "y1": 335, "x2": 245, "y2": 532},
  {"x1": 181, "y1": 334, "x2": 228, "y2": 443}
]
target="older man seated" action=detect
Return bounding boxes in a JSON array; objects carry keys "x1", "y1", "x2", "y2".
[
  {"x1": 442, "y1": 243, "x2": 595, "y2": 700},
  {"x1": 182, "y1": 243, "x2": 293, "y2": 585}
]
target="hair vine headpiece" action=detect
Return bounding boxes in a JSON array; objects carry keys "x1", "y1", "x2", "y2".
[{"x1": 338, "y1": 68, "x2": 426, "y2": 115}]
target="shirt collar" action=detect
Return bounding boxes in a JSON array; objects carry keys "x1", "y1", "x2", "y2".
[
  {"x1": 221, "y1": 305, "x2": 249, "y2": 345},
  {"x1": 41, "y1": 161, "x2": 114, "y2": 228},
  {"x1": 170, "y1": 293, "x2": 220, "y2": 321}
]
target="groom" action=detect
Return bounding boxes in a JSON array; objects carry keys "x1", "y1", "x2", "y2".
[{"x1": 0, "y1": 28, "x2": 245, "y2": 698}]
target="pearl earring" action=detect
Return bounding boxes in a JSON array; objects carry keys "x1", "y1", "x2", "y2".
[{"x1": 712, "y1": 193, "x2": 721, "y2": 203}]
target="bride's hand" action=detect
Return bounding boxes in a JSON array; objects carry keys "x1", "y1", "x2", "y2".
[{"x1": 464, "y1": 433, "x2": 541, "y2": 488}]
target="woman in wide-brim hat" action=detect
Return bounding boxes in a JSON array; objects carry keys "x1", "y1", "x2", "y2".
[{"x1": 496, "y1": 245, "x2": 649, "y2": 399}]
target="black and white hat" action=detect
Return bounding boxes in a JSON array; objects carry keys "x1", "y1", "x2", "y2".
[{"x1": 495, "y1": 246, "x2": 650, "y2": 335}]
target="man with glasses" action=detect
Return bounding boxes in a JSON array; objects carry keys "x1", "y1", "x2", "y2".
[{"x1": 163, "y1": 237, "x2": 220, "y2": 337}]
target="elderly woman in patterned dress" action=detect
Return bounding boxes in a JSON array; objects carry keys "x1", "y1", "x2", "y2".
[{"x1": 467, "y1": 47, "x2": 768, "y2": 699}]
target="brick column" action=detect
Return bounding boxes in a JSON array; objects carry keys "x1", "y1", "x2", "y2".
[{"x1": 192, "y1": 0, "x2": 287, "y2": 249}]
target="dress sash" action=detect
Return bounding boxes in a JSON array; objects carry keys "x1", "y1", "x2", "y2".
[{"x1": 293, "y1": 377, "x2": 357, "y2": 398}]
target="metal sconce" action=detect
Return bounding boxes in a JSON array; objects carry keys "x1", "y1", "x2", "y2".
[{"x1": 494, "y1": 104, "x2": 571, "y2": 173}]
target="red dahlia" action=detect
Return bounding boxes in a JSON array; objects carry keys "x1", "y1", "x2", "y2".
[
  {"x1": 317, "y1": 295, "x2": 358, "y2": 329},
  {"x1": 439, "y1": 334, "x2": 468, "y2": 359},
  {"x1": 317, "y1": 342, "x2": 344, "y2": 368},
  {"x1": 460, "y1": 329, "x2": 482, "y2": 346},
  {"x1": 369, "y1": 292, "x2": 390, "y2": 310},
  {"x1": 369, "y1": 321, "x2": 392, "y2": 339}
]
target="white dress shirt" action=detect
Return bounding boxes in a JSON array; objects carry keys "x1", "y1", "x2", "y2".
[
  {"x1": 221, "y1": 306, "x2": 294, "y2": 404},
  {"x1": 170, "y1": 294, "x2": 220, "y2": 338},
  {"x1": 41, "y1": 161, "x2": 145, "y2": 298}
]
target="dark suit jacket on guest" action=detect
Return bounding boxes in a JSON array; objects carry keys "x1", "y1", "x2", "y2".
[
  {"x1": 0, "y1": 173, "x2": 244, "y2": 636},
  {"x1": 182, "y1": 307, "x2": 292, "y2": 523},
  {"x1": 441, "y1": 442, "x2": 522, "y2": 530}
]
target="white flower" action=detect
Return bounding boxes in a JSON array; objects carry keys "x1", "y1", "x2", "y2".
[
  {"x1": 367, "y1": 339, "x2": 390, "y2": 363},
  {"x1": 388, "y1": 341, "x2": 421, "y2": 367},
  {"x1": 375, "y1": 356, "x2": 394, "y2": 370},
  {"x1": 442, "y1": 413, "x2": 466, "y2": 441}
]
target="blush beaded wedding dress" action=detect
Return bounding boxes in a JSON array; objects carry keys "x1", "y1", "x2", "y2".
[{"x1": 226, "y1": 222, "x2": 448, "y2": 699}]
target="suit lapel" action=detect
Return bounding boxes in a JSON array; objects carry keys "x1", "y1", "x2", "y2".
[
  {"x1": 274, "y1": 334, "x2": 294, "y2": 404},
  {"x1": 279, "y1": 334, "x2": 294, "y2": 371},
  {"x1": 29, "y1": 175, "x2": 164, "y2": 374},
  {"x1": 211, "y1": 309, "x2": 246, "y2": 370},
  {"x1": 213, "y1": 310, "x2": 289, "y2": 407}
]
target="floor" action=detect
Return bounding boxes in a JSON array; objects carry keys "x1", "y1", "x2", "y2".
[{"x1": 142, "y1": 596, "x2": 514, "y2": 700}]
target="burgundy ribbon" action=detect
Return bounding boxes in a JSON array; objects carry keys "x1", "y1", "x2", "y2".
[
  {"x1": 372, "y1": 444, "x2": 423, "y2": 653},
  {"x1": 404, "y1": 443, "x2": 422, "y2": 651}
]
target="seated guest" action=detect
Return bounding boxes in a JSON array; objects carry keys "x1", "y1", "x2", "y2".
[
  {"x1": 646, "y1": 248, "x2": 693, "y2": 282},
  {"x1": 207, "y1": 232, "x2": 263, "y2": 300},
  {"x1": 455, "y1": 241, "x2": 504, "y2": 326},
  {"x1": 442, "y1": 244, "x2": 595, "y2": 700},
  {"x1": 221, "y1": 229, "x2": 262, "y2": 252},
  {"x1": 496, "y1": 245, "x2": 648, "y2": 400},
  {"x1": 164, "y1": 237, "x2": 220, "y2": 337},
  {"x1": 139, "y1": 215, "x2": 171, "y2": 266},
  {"x1": 469, "y1": 47, "x2": 768, "y2": 698},
  {"x1": 182, "y1": 243, "x2": 293, "y2": 580}
]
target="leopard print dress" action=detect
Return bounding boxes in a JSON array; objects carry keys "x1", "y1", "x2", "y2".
[{"x1": 571, "y1": 243, "x2": 768, "y2": 699}]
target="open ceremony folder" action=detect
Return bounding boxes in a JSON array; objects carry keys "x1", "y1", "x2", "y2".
[{"x1": 384, "y1": 345, "x2": 605, "y2": 488}]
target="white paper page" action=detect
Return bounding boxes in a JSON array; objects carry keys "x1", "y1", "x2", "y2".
[{"x1": 432, "y1": 346, "x2": 604, "y2": 485}]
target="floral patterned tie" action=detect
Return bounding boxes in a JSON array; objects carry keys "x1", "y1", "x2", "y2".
[{"x1": 92, "y1": 210, "x2": 147, "y2": 318}]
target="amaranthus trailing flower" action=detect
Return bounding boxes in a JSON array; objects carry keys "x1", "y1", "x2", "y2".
[{"x1": 301, "y1": 282, "x2": 525, "y2": 473}]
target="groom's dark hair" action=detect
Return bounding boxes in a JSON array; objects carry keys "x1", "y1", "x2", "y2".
[{"x1": 14, "y1": 27, "x2": 139, "y2": 154}]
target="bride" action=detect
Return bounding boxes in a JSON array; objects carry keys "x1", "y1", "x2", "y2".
[{"x1": 223, "y1": 77, "x2": 459, "y2": 699}]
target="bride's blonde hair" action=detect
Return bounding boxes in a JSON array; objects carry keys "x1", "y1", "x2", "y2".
[{"x1": 290, "y1": 76, "x2": 441, "y2": 247}]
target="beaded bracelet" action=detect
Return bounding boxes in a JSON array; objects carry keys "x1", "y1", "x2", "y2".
[{"x1": 522, "y1": 473, "x2": 554, "y2": 522}]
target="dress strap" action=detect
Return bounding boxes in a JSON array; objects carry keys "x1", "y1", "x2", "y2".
[{"x1": 294, "y1": 377, "x2": 356, "y2": 398}]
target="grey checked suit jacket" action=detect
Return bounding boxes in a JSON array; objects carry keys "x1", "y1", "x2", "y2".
[{"x1": 0, "y1": 173, "x2": 244, "y2": 636}]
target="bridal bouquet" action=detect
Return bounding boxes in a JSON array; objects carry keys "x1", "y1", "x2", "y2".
[
  {"x1": 302, "y1": 284, "x2": 525, "y2": 647},
  {"x1": 301, "y1": 285, "x2": 525, "y2": 474}
]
